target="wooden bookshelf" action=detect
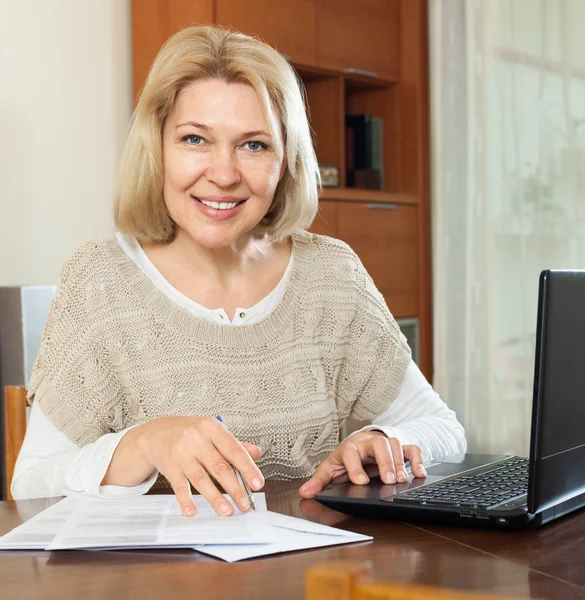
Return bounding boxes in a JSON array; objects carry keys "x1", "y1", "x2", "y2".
[{"x1": 131, "y1": 0, "x2": 433, "y2": 379}]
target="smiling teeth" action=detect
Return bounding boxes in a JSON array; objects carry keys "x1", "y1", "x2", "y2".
[{"x1": 199, "y1": 199, "x2": 240, "y2": 210}]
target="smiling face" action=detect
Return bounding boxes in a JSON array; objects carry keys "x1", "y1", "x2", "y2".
[{"x1": 161, "y1": 79, "x2": 285, "y2": 250}]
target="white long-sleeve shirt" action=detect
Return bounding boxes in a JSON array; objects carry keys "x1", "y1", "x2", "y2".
[{"x1": 11, "y1": 234, "x2": 466, "y2": 499}]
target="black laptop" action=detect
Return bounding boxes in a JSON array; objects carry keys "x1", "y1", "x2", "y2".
[{"x1": 316, "y1": 270, "x2": 585, "y2": 529}]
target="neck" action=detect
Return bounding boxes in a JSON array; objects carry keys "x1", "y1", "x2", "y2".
[{"x1": 145, "y1": 229, "x2": 287, "y2": 287}]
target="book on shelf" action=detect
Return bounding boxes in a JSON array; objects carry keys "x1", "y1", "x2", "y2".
[{"x1": 345, "y1": 114, "x2": 384, "y2": 190}]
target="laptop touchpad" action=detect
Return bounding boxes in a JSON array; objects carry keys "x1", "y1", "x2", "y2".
[
  {"x1": 422, "y1": 453, "x2": 511, "y2": 477},
  {"x1": 424, "y1": 462, "x2": 475, "y2": 476}
]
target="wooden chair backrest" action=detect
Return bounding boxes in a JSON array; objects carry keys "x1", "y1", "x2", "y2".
[{"x1": 3, "y1": 386, "x2": 27, "y2": 501}]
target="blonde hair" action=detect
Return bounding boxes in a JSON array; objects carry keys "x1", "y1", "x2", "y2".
[{"x1": 114, "y1": 25, "x2": 320, "y2": 242}]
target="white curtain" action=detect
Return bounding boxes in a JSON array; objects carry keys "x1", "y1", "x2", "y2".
[{"x1": 430, "y1": 0, "x2": 585, "y2": 456}]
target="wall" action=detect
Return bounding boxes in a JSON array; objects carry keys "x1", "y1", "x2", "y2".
[{"x1": 0, "y1": 0, "x2": 132, "y2": 286}]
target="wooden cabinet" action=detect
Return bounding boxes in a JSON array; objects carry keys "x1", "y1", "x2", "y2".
[
  {"x1": 317, "y1": 0, "x2": 400, "y2": 80},
  {"x1": 215, "y1": 0, "x2": 317, "y2": 66},
  {"x1": 336, "y1": 202, "x2": 418, "y2": 318}
]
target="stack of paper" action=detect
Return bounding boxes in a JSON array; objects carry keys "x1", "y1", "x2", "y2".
[{"x1": 0, "y1": 494, "x2": 372, "y2": 562}]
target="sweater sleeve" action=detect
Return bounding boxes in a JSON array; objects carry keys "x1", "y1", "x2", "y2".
[
  {"x1": 334, "y1": 251, "x2": 411, "y2": 423},
  {"x1": 27, "y1": 241, "x2": 126, "y2": 446}
]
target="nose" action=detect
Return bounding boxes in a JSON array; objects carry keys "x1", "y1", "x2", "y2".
[{"x1": 204, "y1": 147, "x2": 241, "y2": 189}]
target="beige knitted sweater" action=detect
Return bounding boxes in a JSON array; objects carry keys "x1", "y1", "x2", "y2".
[{"x1": 28, "y1": 231, "x2": 411, "y2": 480}]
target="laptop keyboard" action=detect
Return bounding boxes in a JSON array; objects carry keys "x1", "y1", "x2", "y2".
[{"x1": 392, "y1": 458, "x2": 529, "y2": 510}]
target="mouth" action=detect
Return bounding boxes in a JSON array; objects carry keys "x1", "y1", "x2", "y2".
[{"x1": 192, "y1": 196, "x2": 247, "y2": 211}]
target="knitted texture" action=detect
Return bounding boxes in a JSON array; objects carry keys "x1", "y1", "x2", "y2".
[{"x1": 28, "y1": 231, "x2": 411, "y2": 481}]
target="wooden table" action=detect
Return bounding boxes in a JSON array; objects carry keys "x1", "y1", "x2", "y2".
[{"x1": 1, "y1": 481, "x2": 585, "y2": 599}]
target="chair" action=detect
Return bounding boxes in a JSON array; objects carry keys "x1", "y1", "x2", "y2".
[{"x1": 2, "y1": 386, "x2": 27, "y2": 501}]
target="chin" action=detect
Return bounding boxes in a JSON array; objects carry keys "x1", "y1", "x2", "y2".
[{"x1": 184, "y1": 227, "x2": 253, "y2": 250}]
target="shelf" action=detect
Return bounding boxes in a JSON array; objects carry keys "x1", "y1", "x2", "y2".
[
  {"x1": 319, "y1": 188, "x2": 419, "y2": 205},
  {"x1": 344, "y1": 72, "x2": 396, "y2": 90},
  {"x1": 292, "y1": 62, "x2": 341, "y2": 82},
  {"x1": 293, "y1": 62, "x2": 395, "y2": 87}
]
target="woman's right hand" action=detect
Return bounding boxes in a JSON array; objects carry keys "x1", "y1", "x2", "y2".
[{"x1": 134, "y1": 416, "x2": 264, "y2": 517}]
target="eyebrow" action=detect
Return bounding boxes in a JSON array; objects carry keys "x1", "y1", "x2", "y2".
[{"x1": 175, "y1": 121, "x2": 271, "y2": 138}]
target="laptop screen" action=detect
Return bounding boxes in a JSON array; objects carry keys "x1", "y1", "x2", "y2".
[{"x1": 529, "y1": 270, "x2": 585, "y2": 513}]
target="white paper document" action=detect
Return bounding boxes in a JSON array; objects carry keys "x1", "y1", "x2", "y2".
[
  {"x1": 193, "y1": 511, "x2": 373, "y2": 562},
  {"x1": 47, "y1": 494, "x2": 273, "y2": 550},
  {"x1": 0, "y1": 494, "x2": 372, "y2": 560}
]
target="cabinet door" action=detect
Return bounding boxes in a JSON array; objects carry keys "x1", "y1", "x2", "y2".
[
  {"x1": 168, "y1": 0, "x2": 214, "y2": 31},
  {"x1": 317, "y1": 0, "x2": 399, "y2": 80},
  {"x1": 131, "y1": 0, "x2": 213, "y2": 102},
  {"x1": 309, "y1": 200, "x2": 338, "y2": 238},
  {"x1": 215, "y1": 0, "x2": 317, "y2": 66},
  {"x1": 337, "y1": 202, "x2": 418, "y2": 317}
]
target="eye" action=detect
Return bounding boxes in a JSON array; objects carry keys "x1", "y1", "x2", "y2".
[
  {"x1": 182, "y1": 134, "x2": 205, "y2": 145},
  {"x1": 244, "y1": 140, "x2": 267, "y2": 152}
]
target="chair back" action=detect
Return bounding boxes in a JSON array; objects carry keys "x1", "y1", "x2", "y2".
[{"x1": 2, "y1": 386, "x2": 27, "y2": 501}]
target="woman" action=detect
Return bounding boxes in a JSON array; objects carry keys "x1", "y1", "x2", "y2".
[{"x1": 12, "y1": 26, "x2": 466, "y2": 517}]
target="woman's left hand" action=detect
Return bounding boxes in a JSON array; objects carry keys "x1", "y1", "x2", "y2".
[{"x1": 298, "y1": 430, "x2": 427, "y2": 498}]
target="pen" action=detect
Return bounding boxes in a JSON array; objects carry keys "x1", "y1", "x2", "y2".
[{"x1": 216, "y1": 416, "x2": 256, "y2": 511}]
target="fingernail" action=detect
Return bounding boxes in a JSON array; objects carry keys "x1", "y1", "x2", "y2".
[
  {"x1": 420, "y1": 466, "x2": 427, "y2": 477},
  {"x1": 357, "y1": 474, "x2": 368, "y2": 484},
  {"x1": 386, "y1": 472, "x2": 396, "y2": 484},
  {"x1": 397, "y1": 469, "x2": 408, "y2": 482},
  {"x1": 241, "y1": 499, "x2": 250, "y2": 511},
  {"x1": 251, "y1": 477, "x2": 263, "y2": 491},
  {"x1": 220, "y1": 502, "x2": 232, "y2": 516},
  {"x1": 184, "y1": 506, "x2": 195, "y2": 517}
]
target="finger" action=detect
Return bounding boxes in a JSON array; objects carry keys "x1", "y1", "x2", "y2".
[
  {"x1": 388, "y1": 437, "x2": 408, "y2": 482},
  {"x1": 200, "y1": 449, "x2": 253, "y2": 513},
  {"x1": 369, "y1": 435, "x2": 398, "y2": 484},
  {"x1": 299, "y1": 457, "x2": 336, "y2": 498},
  {"x1": 241, "y1": 442, "x2": 262, "y2": 462},
  {"x1": 181, "y1": 459, "x2": 235, "y2": 517},
  {"x1": 165, "y1": 468, "x2": 197, "y2": 517},
  {"x1": 211, "y1": 423, "x2": 264, "y2": 491},
  {"x1": 340, "y1": 441, "x2": 370, "y2": 485},
  {"x1": 404, "y1": 444, "x2": 427, "y2": 478}
]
